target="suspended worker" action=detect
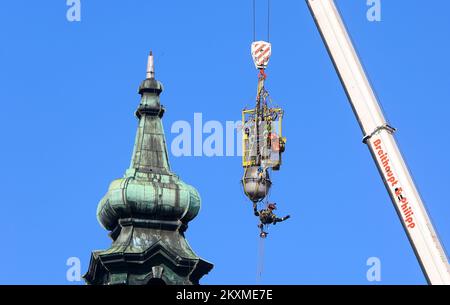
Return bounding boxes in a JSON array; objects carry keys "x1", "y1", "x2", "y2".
[{"x1": 253, "y1": 203, "x2": 290, "y2": 237}]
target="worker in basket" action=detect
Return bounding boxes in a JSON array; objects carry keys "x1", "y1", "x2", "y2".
[
  {"x1": 253, "y1": 202, "x2": 290, "y2": 237},
  {"x1": 269, "y1": 132, "x2": 280, "y2": 152}
]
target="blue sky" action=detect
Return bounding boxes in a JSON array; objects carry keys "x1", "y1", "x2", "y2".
[{"x1": 1, "y1": 0, "x2": 449, "y2": 284}]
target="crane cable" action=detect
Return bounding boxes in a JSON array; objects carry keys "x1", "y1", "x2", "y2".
[
  {"x1": 252, "y1": 0, "x2": 271, "y2": 284},
  {"x1": 253, "y1": 0, "x2": 271, "y2": 42},
  {"x1": 253, "y1": 0, "x2": 256, "y2": 42},
  {"x1": 267, "y1": 0, "x2": 270, "y2": 42},
  {"x1": 256, "y1": 234, "x2": 265, "y2": 283}
]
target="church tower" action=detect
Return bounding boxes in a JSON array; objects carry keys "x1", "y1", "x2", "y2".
[{"x1": 84, "y1": 52, "x2": 213, "y2": 285}]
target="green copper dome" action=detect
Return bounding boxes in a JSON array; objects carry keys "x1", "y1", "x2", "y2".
[{"x1": 97, "y1": 175, "x2": 201, "y2": 231}]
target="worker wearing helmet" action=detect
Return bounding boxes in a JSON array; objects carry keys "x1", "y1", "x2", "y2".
[{"x1": 253, "y1": 202, "x2": 290, "y2": 237}]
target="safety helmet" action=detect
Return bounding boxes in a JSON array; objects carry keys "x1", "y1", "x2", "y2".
[{"x1": 268, "y1": 203, "x2": 277, "y2": 210}]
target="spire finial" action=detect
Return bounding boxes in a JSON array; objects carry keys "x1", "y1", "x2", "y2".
[{"x1": 146, "y1": 51, "x2": 155, "y2": 79}]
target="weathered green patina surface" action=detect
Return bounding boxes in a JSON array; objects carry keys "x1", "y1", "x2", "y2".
[{"x1": 84, "y1": 55, "x2": 213, "y2": 285}]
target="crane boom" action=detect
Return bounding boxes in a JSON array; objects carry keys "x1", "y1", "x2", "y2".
[{"x1": 306, "y1": 0, "x2": 450, "y2": 284}]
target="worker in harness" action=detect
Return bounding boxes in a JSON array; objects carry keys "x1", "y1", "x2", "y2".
[{"x1": 253, "y1": 202, "x2": 290, "y2": 238}]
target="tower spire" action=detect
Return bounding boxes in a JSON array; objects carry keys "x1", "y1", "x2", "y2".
[
  {"x1": 84, "y1": 52, "x2": 213, "y2": 285},
  {"x1": 146, "y1": 51, "x2": 155, "y2": 79}
]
